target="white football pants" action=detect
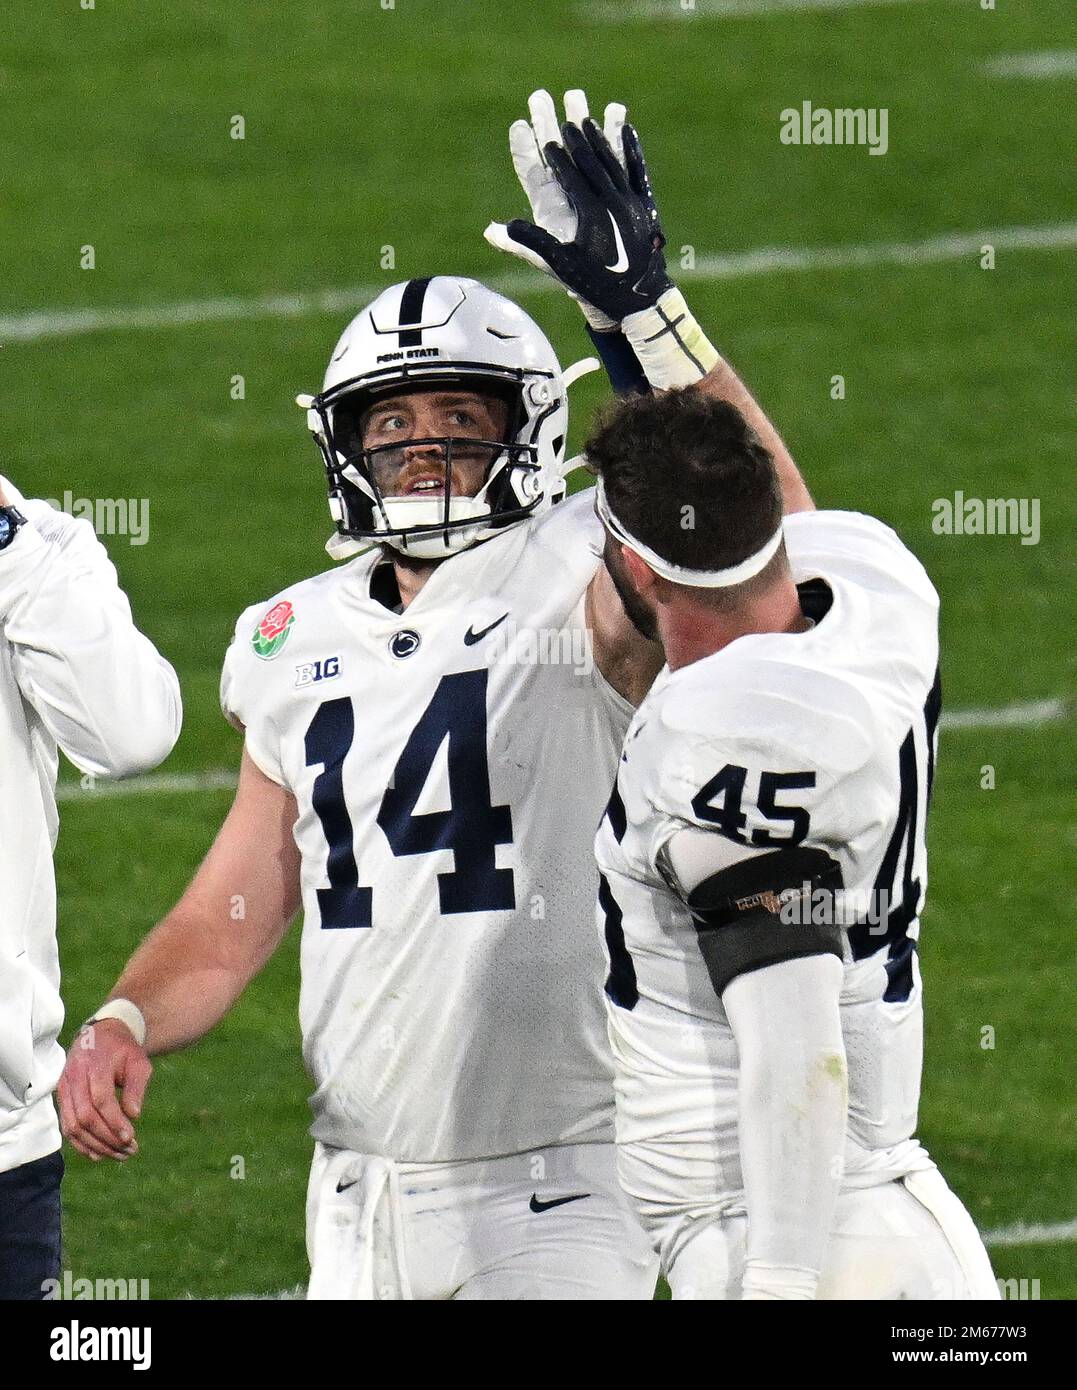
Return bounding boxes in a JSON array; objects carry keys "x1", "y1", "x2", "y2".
[
  {"x1": 619, "y1": 1150, "x2": 1000, "y2": 1300},
  {"x1": 306, "y1": 1139, "x2": 658, "y2": 1300}
]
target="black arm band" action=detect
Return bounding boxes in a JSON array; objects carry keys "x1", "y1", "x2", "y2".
[
  {"x1": 586, "y1": 325, "x2": 651, "y2": 398},
  {"x1": 686, "y1": 846, "x2": 844, "y2": 998}
]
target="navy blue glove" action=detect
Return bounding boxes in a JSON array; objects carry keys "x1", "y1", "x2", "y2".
[{"x1": 486, "y1": 92, "x2": 673, "y2": 325}]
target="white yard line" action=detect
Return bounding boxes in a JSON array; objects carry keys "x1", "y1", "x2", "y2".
[
  {"x1": 583, "y1": 0, "x2": 938, "y2": 21},
  {"x1": 984, "y1": 1219, "x2": 1077, "y2": 1248},
  {"x1": 0, "y1": 285, "x2": 384, "y2": 346},
  {"x1": 55, "y1": 769, "x2": 238, "y2": 802},
  {"x1": 2, "y1": 221, "x2": 1075, "y2": 346},
  {"x1": 679, "y1": 222, "x2": 1077, "y2": 280},
  {"x1": 940, "y1": 697, "x2": 1067, "y2": 731},
  {"x1": 54, "y1": 699, "x2": 1068, "y2": 803},
  {"x1": 982, "y1": 51, "x2": 1077, "y2": 80}
]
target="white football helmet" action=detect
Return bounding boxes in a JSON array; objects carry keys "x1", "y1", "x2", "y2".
[{"x1": 301, "y1": 276, "x2": 592, "y2": 560}]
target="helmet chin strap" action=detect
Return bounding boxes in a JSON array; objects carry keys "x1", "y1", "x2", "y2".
[{"x1": 325, "y1": 531, "x2": 374, "y2": 561}]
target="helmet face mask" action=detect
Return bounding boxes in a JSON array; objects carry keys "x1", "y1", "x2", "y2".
[
  {"x1": 303, "y1": 279, "x2": 571, "y2": 561},
  {"x1": 319, "y1": 423, "x2": 545, "y2": 561}
]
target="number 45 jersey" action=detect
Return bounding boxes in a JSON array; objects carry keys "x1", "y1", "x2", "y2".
[
  {"x1": 596, "y1": 510, "x2": 943, "y2": 1188},
  {"x1": 221, "y1": 491, "x2": 634, "y2": 1163}
]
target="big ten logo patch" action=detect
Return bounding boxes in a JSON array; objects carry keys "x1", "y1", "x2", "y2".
[{"x1": 295, "y1": 656, "x2": 342, "y2": 688}]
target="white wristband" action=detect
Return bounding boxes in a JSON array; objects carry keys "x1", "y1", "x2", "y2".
[
  {"x1": 622, "y1": 287, "x2": 721, "y2": 389},
  {"x1": 85, "y1": 998, "x2": 147, "y2": 1048}
]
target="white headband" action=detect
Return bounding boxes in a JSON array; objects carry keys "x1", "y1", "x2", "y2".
[{"x1": 594, "y1": 475, "x2": 784, "y2": 589}]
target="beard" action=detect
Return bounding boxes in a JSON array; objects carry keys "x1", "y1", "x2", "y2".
[{"x1": 603, "y1": 536, "x2": 660, "y2": 642}]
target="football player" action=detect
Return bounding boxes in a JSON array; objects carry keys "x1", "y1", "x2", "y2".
[
  {"x1": 586, "y1": 387, "x2": 1000, "y2": 1300},
  {"x1": 57, "y1": 90, "x2": 788, "y2": 1299}
]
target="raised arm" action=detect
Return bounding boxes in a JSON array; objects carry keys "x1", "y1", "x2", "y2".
[
  {"x1": 692, "y1": 362, "x2": 814, "y2": 515},
  {"x1": 57, "y1": 747, "x2": 301, "y2": 1160},
  {"x1": 485, "y1": 90, "x2": 814, "y2": 514}
]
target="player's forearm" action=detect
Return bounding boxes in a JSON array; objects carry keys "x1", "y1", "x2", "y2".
[
  {"x1": 724, "y1": 954, "x2": 847, "y2": 1299},
  {"x1": 98, "y1": 748, "x2": 303, "y2": 1053},
  {"x1": 616, "y1": 286, "x2": 813, "y2": 514},
  {"x1": 693, "y1": 359, "x2": 814, "y2": 515},
  {"x1": 106, "y1": 899, "x2": 288, "y2": 1055}
]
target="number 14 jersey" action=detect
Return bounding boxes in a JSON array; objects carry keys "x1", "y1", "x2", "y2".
[{"x1": 221, "y1": 492, "x2": 633, "y2": 1162}]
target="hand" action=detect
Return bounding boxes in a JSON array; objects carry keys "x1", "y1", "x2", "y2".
[
  {"x1": 57, "y1": 1019, "x2": 152, "y2": 1161},
  {"x1": 485, "y1": 88, "x2": 672, "y2": 327}
]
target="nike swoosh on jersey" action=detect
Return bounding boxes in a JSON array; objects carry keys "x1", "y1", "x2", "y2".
[
  {"x1": 464, "y1": 613, "x2": 510, "y2": 645},
  {"x1": 528, "y1": 1192, "x2": 591, "y2": 1213},
  {"x1": 604, "y1": 213, "x2": 630, "y2": 273},
  {"x1": 336, "y1": 1179, "x2": 358, "y2": 1193}
]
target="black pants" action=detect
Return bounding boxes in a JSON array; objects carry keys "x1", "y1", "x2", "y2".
[{"x1": 0, "y1": 1148, "x2": 63, "y2": 1299}]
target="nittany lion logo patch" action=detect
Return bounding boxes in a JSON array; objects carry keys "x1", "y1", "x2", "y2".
[{"x1": 389, "y1": 629, "x2": 421, "y2": 659}]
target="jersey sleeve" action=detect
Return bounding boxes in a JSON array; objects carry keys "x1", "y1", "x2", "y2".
[
  {"x1": 642, "y1": 674, "x2": 873, "y2": 886},
  {"x1": 635, "y1": 694, "x2": 862, "y2": 1000},
  {"x1": 626, "y1": 671, "x2": 880, "y2": 974},
  {"x1": 220, "y1": 607, "x2": 287, "y2": 788}
]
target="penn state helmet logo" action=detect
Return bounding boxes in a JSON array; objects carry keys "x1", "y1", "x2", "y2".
[{"x1": 389, "y1": 629, "x2": 421, "y2": 660}]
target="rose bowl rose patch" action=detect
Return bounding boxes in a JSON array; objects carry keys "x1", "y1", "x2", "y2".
[{"x1": 252, "y1": 600, "x2": 295, "y2": 660}]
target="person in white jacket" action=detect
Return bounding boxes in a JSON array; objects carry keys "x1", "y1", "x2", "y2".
[{"x1": 0, "y1": 473, "x2": 181, "y2": 1299}]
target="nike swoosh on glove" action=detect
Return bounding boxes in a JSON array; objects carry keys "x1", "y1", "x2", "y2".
[{"x1": 485, "y1": 89, "x2": 673, "y2": 325}]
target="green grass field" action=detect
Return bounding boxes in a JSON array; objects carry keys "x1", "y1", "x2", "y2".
[{"x1": 1, "y1": 0, "x2": 1073, "y2": 1298}]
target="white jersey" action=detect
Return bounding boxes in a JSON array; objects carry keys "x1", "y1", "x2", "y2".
[
  {"x1": 221, "y1": 491, "x2": 634, "y2": 1162},
  {"x1": 595, "y1": 510, "x2": 942, "y2": 1191},
  {"x1": 0, "y1": 482, "x2": 181, "y2": 1174}
]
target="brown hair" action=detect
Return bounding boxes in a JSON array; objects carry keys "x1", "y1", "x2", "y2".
[{"x1": 585, "y1": 390, "x2": 782, "y2": 576}]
